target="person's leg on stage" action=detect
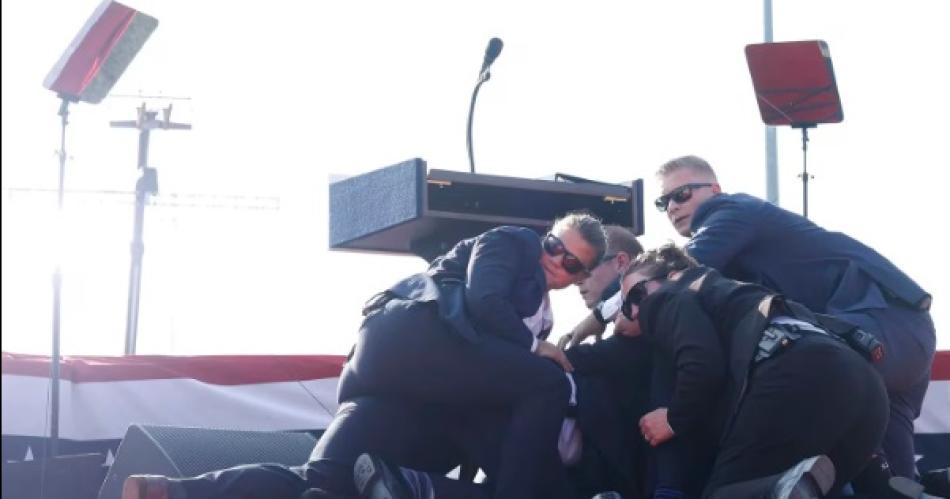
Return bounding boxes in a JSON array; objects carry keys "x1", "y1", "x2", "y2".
[
  {"x1": 836, "y1": 306, "x2": 936, "y2": 479},
  {"x1": 702, "y1": 336, "x2": 887, "y2": 499},
  {"x1": 343, "y1": 299, "x2": 572, "y2": 499}
]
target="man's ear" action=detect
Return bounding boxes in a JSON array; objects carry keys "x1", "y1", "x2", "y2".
[
  {"x1": 711, "y1": 183, "x2": 722, "y2": 194},
  {"x1": 615, "y1": 252, "x2": 631, "y2": 271}
]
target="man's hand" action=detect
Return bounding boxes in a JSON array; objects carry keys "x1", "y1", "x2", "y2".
[
  {"x1": 556, "y1": 333, "x2": 573, "y2": 350},
  {"x1": 535, "y1": 340, "x2": 574, "y2": 372},
  {"x1": 639, "y1": 408, "x2": 675, "y2": 447},
  {"x1": 558, "y1": 314, "x2": 606, "y2": 350}
]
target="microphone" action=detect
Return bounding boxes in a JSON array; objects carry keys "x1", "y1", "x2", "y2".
[
  {"x1": 479, "y1": 37, "x2": 504, "y2": 79},
  {"x1": 468, "y1": 37, "x2": 503, "y2": 174}
]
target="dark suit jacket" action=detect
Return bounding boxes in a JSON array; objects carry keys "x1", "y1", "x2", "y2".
[
  {"x1": 638, "y1": 266, "x2": 833, "y2": 439},
  {"x1": 385, "y1": 226, "x2": 547, "y2": 349},
  {"x1": 688, "y1": 193, "x2": 930, "y2": 314},
  {"x1": 567, "y1": 335, "x2": 653, "y2": 499}
]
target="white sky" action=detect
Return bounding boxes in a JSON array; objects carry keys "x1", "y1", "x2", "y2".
[{"x1": 2, "y1": 1, "x2": 948, "y2": 356}]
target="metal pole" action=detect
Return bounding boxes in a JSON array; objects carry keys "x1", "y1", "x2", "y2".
[
  {"x1": 124, "y1": 124, "x2": 153, "y2": 355},
  {"x1": 466, "y1": 75, "x2": 489, "y2": 174},
  {"x1": 800, "y1": 126, "x2": 810, "y2": 219},
  {"x1": 48, "y1": 97, "x2": 70, "y2": 457},
  {"x1": 111, "y1": 105, "x2": 190, "y2": 354},
  {"x1": 764, "y1": 0, "x2": 779, "y2": 204}
]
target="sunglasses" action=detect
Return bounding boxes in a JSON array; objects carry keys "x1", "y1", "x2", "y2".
[
  {"x1": 542, "y1": 233, "x2": 591, "y2": 276},
  {"x1": 654, "y1": 183, "x2": 713, "y2": 212},
  {"x1": 621, "y1": 277, "x2": 664, "y2": 320}
]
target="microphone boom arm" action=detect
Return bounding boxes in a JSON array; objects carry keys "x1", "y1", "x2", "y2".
[{"x1": 466, "y1": 72, "x2": 490, "y2": 174}]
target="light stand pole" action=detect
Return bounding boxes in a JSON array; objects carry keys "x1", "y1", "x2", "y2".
[
  {"x1": 110, "y1": 104, "x2": 190, "y2": 354},
  {"x1": 41, "y1": 0, "x2": 158, "y2": 471},
  {"x1": 48, "y1": 96, "x2": 75, "y2": 457},
  {"x1": 794, "y1": 124, "x2": 816, "y2": 219}
]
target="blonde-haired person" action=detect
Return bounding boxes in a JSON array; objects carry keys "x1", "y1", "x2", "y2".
[{"x1": 655, "y1": 154, "x2": 934, "y2": 485}]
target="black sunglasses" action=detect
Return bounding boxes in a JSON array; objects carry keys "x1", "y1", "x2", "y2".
[
  {"x1": 621, "y1": 277, "x2": 664, "y2": 320},
  {"x1": 542, "y1": 233, "x2": 590, "y2": 276},
  {"x1": 654, "y1": 183, "x2": 713, "y2": 212}
]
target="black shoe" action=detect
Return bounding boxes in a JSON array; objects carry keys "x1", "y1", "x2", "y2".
[
  {"x1": 921, "y1": 468, "x2": 950, "y2": 498},
  {"x1": 591, "y1": 492, "x2": 623, "y2": 499},
  {"x1": 354, "y1": 453, "x2": 412, "y2": 499},
  {"x1": 771, "y1": 455, "x2": 836, "y2": 499}
]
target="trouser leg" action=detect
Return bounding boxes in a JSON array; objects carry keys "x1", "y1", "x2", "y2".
[
  {"x1": 835, "y1": 306, "x2": 936, "y2": 479},
  {"x1": 340, "y1": 299, "x2": 572, "y2": 499},
  {"x1": 704, "y1": 336, "x2": 887, "y2": 498},
  {"x1": 306, "y1": 396, "x2": 461, "y2": 498},
  {"x1": 176, "y1": 463, "x2": 310, "y2": 499},
  {"x1": 881, "y1": 375, "x2": 929, "y2": 479}
]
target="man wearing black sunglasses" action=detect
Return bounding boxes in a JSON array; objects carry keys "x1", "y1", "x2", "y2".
[
  {"x1": 343, "y1": 214, "x2": 604, "y2": 499},
  {"x1": 541, "y1": 225, "x2": 652, "y2": 499},
  {"x1": 123, "y1": 214, "x2": 606, "y2": 499},
  {"x1": 655, "y1": 155, "x2": 936, "y2": 487}
]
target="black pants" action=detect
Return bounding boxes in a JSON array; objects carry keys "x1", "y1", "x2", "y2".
[
  {"x1": 835, "y1": 305, "x2": 936, "y2": 478},
  {"x1": 337, "y1": 298, "x2": 572, "y2": 499},
  {"x1": 175, "y1": 298, "x2": 571, "y2": 499},
  {"x1": 174, "y1": 397, "x2": 482, "y2": 499},
  {"x1": 703, "y1": 334, "x2": 889, "y2": 499}
]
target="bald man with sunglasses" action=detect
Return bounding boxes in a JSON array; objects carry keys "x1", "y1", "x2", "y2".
[{"x1": 655, "y1": 155, "x2": 936, "y2": 487}]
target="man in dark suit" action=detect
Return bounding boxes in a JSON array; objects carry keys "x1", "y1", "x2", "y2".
[
  {"x1": 123, "y1": 214, "x2": 607, "y2": 499},
  {"x1": 346, "y1": 217, "x2": 604, "y2": 499},
  {"x1": 653, "y1": 155, "x2": 936, "y2": 483}
]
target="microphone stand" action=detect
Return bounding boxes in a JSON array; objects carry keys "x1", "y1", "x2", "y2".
[{"x1": 466, "y1": 71, "x2": 491, "y2": 174}]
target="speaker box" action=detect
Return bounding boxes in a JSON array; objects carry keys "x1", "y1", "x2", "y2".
[
  {"x1": 97, "y1": 425, "x2": 317, "y2": 499},
  {"x1": 330, "y1": 158, "x2": 644, "y2": 261},
  {"x1": 2, "y1": 453, "x2": 106, "y2": 499}
]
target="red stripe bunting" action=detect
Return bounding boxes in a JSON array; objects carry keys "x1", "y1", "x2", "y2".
[
  {"x1": 3, "y1": 350, "x2": 947, "y2": 383},
  {"x1": 1, "y1": 352, "x2": 346, "y2": 385},
  {"x1": 932, "y1": 350, "x2": 950, "y2": 381}
]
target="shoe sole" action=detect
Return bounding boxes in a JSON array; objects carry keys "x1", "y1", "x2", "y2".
[
  {"x1": 805, "y1": 455, "x2": 835, "y2": 496},
  {"x1": 354, "y1": 454, "x2": 382, "y2": 498},
  {"x1": 775, "y1": 455, "x2": 836, "y2": 499}
]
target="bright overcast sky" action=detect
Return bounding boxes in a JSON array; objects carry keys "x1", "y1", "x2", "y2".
[{"x1": 2, "y1": 1, "x2": 948, "y2": 356}]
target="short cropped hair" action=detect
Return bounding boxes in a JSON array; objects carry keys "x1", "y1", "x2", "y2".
[
  {"x1": 604, "y1": 225, "x2": 643, "y2": 260},
  {"x1": 656, "y1": 155, "x2": 719, "y2": 181}
]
